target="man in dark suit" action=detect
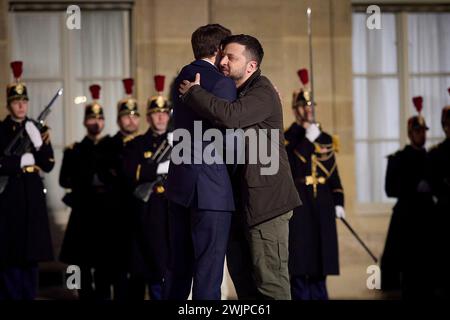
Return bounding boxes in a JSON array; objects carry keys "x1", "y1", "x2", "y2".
[
  {"x1": 164, "y1": 24, "x2": 236, "y2": 300},
  {"x1": 179, "y1": 34, "x2": 301, "y2": 300}
]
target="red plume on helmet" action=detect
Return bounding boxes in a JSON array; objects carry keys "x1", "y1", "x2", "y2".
[
  {"x1": 10, "y1": 61, "x2": 23, "y2": 80},
  {"x1": 154, "y1": 75, "x2": 165, "y2": 93},
  {"x1": 412, "y1": 96, "x2": 423, "y2": 114},
  {"x1": 297, "y1": 69, "x2": 309, "y2": 86},
  {"x1": 122, "y1": 78, "x2": 134, "y2": 95},
  {"x1": 89, "y1": 84, "x2": 101, "y2": 100}
]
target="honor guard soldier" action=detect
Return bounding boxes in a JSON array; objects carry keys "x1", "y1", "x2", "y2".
[
  {"x1": 285, "y1": 69, "x2": 344, "y2": 300},
  {"x1": 427, "y1": 88, "x2": 450, "y2": 299},
  {"x1": 381, "y1": 96, "x2": 436, "y2": 298},
  {"x1": 59, "y1": 84, "x2": 114, "y2": 300},
  {"x1": 0, "y1": 61, "x2": 55, "y2": 300},
  {"x1": 122, "y1": 75, "x2": 172, "y2": 300},
  {"x1": 96, "y1": 78, "x2": 141, "y2": 300}
]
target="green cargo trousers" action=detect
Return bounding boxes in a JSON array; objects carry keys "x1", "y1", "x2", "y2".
[{"x1": 247, "y1": 211, "x2": 292, "y2": 300}]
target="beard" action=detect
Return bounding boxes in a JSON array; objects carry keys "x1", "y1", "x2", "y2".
[{"x1": 221, "y1": 65, "x2": 246, "y2": 82}]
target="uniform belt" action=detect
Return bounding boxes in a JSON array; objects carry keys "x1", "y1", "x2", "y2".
[{"x1": 22, "y1": 165, "x2": 41, "y2": 174}]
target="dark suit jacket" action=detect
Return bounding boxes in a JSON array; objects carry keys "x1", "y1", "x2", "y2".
[
  {"x1": 182, "y1": 69, "x2": 301, "y2": 227},
  {"x1": 166, "y1": 59, "x2": 236, "y2": 211}
]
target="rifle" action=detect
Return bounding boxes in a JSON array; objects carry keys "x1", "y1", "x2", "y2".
[
  {"x1": 0, "y1": 88, "x2": 63, "y2": 194},
  {"x1": 133, "y1": 134, "x2": 172, "y2": 203}
]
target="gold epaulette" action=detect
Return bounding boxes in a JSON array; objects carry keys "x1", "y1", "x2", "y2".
[
  {"x1": 122, "y1": 135, "x2": 135, "y2": 145},
  {"x1": 332, "y1": 135, "x2": 340, "y2": 153},
  {"x1": 64, "y1": 143, "x2": 76, "y2": 151},
  {"x1": 428, "y1": 144, "x2": 439, "y2": 152},
  {"x1": 314, "y1": 142, "x2": 334, "y2": 154}
]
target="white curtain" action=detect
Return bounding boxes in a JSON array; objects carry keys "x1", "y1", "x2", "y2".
[
  {"x1": 72, "y1": 11, "x2": 129, "y2": 140},
  {"x1": 352, "y1": 13, "x2": 399, "y2": 204},
  {"x1": 408, "y1": 13, "x2": 450, "y2": 146},
  {"x1": 9, "y1": 11, "x2": 129, "y2": 220},
  {"x1": 352, "y1": 12, "x2": 450, "y2": 205}
]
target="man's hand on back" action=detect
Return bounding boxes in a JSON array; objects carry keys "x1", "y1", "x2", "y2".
[{"x1": 179, "y1": 73, "x2": 201, "y2": 96}]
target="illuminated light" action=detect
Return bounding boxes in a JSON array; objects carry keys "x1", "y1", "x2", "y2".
[{"x1": 74, "y1": 96, "x2": 87, "y2": 104}]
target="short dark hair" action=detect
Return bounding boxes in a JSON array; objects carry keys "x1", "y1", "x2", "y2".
[
  {"x1": 221, "y1": 34, "x2": 264, "y2": 67},
  {"x1": 191, "y1": 24, "x2": 231, "y2": 60}
]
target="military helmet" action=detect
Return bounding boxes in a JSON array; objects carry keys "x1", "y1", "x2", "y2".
[
  {"x1": 7, "y1": 61, "x2": 29, "y2": 104},
  {"x1": 147, "y1": 75, "x2": 171, "y2": 114},
  {"x1": 117, "y1": 78, "x2": 139, "y2": 118},
  {"x1": 85, "y1": 84, "x2": 104, "y2": 120},
  {"x1": 293, "y1": 68, "x2": 314, "y2": 108},
  {"x1": 408, "y1": 96, "x2": 428, "y2": 131}
]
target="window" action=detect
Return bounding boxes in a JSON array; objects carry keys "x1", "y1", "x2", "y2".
[
  {"x1": 352, "y1": 10, "x2": 449, "y2": 213},
  {"x1": 9, "y1": 10, "x2": 131, "y2": 213},
  {"x1": 408, "y1": 13, "x2": 450, "y2": 146}
]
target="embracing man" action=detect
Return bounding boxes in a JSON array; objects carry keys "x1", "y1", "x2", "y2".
[
  {"x1": 179, "y1": 34, "x2": 301, "y2": 300},
  {"x1": 164, "y1": 24, "x2": 236, "y2": 300}
]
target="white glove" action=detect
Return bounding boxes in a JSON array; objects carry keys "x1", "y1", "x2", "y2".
[
  {"x1": 306, "y1": 123, "x2": 321, "y2": 142},
  {"x1": 25, "y1": 121, "x2": 43, "y2": 150},
  {"x1": 167, "y1": 132, "x2": 174, "y2": 147},
  {"x1": 20, "y1": 153, "x2": 35, "y2": 168},
  {"x1": 156, "y1": 160, "x2": 170, "y2": 175},
  {"x1": 335, "y1": 205, "x2": 346, "y2": 219}
]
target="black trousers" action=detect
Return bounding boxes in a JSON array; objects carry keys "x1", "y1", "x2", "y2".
[{"x1": 163, "y1": 201, "x2": 232, "y2": 300}]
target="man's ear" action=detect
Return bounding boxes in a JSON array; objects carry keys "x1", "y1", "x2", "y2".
[{"x1": 247, "y1": 61, "x2": 258, "y2": 73}]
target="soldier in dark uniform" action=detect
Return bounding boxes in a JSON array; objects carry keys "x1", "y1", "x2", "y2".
[
  {"x1": 122, "y1": 75, "x2": 171, "y2": 300},
  {"x1": 96, "y1": 78, "x2": 141, "y2": 300},
  {"x1": 59, "y1": 84, "x2": 114, "y2": 300},
  {"x1": 427, "y1": 89, "x2": 450, "y2": 299},
  {"x1": 380, "y1": 96, "x2": 436, "y2": 299},
  {"x1": 285, "y1": 69, "x2": 344, "y2": 300},
  {"x1": 0, "y1": 61, "x2": 55, "y2": 300}
]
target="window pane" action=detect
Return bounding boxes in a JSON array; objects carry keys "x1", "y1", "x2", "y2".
[
  {"x1": 74, "y1": 11, "x2": 128, "y2": 78},
  {"x1": 356, "y1": 141, "x2": 399, "y2": 203},
  {"x1": 408, "y1": 13, "x2": 450, "y2": 73},
  {"x1": 352, "y1": 13, "x2": 397, "y2": 74},
  {"x1": 9, "y1": 12, "x2": 62, "y2": 78},
  {"x1": 353, "y1": 77, "x2": 400, "y2": 140},
  {"x1": 410, "y1": 76, "x2": 449, "y2": 141}
]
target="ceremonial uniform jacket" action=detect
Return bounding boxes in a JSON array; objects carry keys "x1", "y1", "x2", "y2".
[
  {"x1": 0, "y1": 115, "x2": 54, "y2": 267},
  {"x1": 285, "y1": 123, "x2": 343, "y2": 276}
]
